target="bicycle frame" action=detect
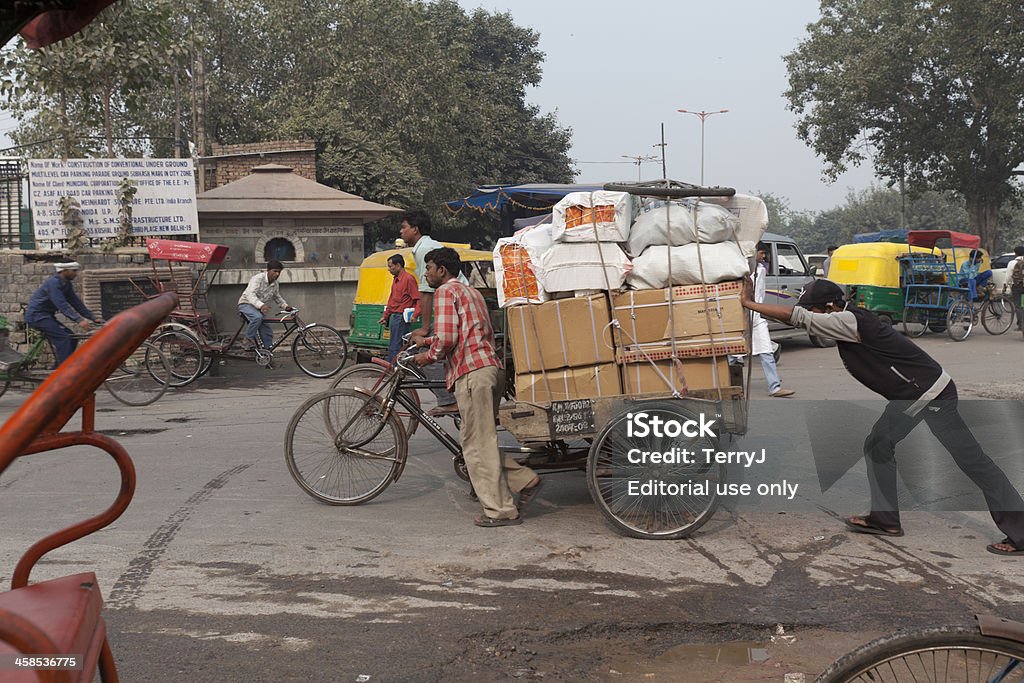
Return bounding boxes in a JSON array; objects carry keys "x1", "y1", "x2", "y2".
[{"x1": 226, "y1": 311, "x2": 306, "y2": 354}]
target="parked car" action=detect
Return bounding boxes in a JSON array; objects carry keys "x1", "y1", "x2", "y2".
[
  {"x1": 991, "y1": 252, "x2": 1016, "y2": 292},
  {"x1": 758, "y1": 232, "x2": 835, "y2": 347},
  {"x1": 805, "y1": 254, "x2": 828, "y2": 276}
]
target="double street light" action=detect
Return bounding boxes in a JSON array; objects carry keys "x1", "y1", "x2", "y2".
[{"x1": 677, "y1": 108, "x2": 729, "y2": 185}]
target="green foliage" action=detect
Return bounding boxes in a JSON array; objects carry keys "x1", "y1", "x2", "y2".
[
  {"x1": 59, "y1": 196, "x2": 87, "y2": 253},
  {"x1": 784, "y1": 0, "x2": 1024, "y2": 253}
]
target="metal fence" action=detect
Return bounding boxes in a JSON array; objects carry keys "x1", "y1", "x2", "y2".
[{"x1": 0, "y1": 158, "x2": 24, "y2": 249}]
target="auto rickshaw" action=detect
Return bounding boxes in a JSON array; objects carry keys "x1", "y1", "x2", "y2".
[
  {"x1": 348, "y1": 243, "x2": 498, "y2": 361},
  {"x1": 828, "y1": 242, "x2": 935, "y2": 325}
]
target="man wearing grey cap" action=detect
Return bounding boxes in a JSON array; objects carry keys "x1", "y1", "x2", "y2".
[
  {"x1": 740, "y1": 277, "x2": 1024, "y2": 556},
  {"x1": 25, "y1": 261, "x2": 100, "y2": 368}
]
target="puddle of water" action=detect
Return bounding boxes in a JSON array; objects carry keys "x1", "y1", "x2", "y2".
[{"x1": 602, "y1": 641, "x2": 770, "y2": 680}]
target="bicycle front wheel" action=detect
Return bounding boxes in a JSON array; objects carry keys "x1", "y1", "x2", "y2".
[
  {"x1": 817, "y1": 626, "x2": 1024, "y2": 682},
  {"x1": 982, "y1": 298, "x2": 1016, "y2": 335},
  {"x1": 285, "y1": 388, "x2": 407, "y2": 505},
  {"x1": 149, "y1": 329, "x2": 205, "y2": 386},
  {"x1": 105, "y1": 342, "x2": 170, "y2": 406},
  {"x1": 331, "y1": 363, "x2": 421, "y2": 435},
  {"x1": 292, "y1": 324, "x2": 348, "y2": 378},
  {"x1": 946, "y1": 299, "x2": 974, "y2": 341}
]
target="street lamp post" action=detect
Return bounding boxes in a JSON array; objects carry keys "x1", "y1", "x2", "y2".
[
  {"x1": 621, "y1": 154, "x2": 659, "y2": 181},
  {"x1": 676, "y1": 108, "x2": 729, "y2": 185}
]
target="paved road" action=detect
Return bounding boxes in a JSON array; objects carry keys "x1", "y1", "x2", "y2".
[{"x1": 1, "y1": 329, "x2": 1023, "y2": 681}]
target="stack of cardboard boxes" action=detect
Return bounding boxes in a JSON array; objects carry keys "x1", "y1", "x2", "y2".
[{"x1": 506, "y1": 284, "x2": 747, "y2": 403}]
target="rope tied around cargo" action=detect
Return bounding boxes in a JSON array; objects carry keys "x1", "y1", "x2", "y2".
[{"x1": 604, "y1": 318, "x2": 684, "y2": 399}]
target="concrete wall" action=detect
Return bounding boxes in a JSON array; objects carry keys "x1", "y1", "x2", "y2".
[
  {"x1": 200, "y1": 216, "x2": 364, "y2": 271},
  {"x1": 207, "y1": 266, "x2": 359, "y2": 333},
  {"x1": 0, "y1": 249, "x2": 358, "y2": 336}
]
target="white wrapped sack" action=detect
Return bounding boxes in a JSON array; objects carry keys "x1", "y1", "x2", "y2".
[
  {"x1": 552, "y1": 190, "x2": 633, "y2": 242},
  {"x1": 627, "y1": 199, "x2": 739, "y2": 256},
  {"x1": 493, "y1": 224, "x2": 553, "y2": 307},
  {"x1": 699, "y1": 194, "x2": 769, "y2": 259},
  {"x1": 540, "y1": 242, "x2": 631, "y2": 293},
  {"x1": 628, "y1": 242, "x2": 750, "y2": 289}
]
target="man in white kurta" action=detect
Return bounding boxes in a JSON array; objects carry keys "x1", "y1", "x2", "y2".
[{"x1": 752, "y1": 242, "x2": 793, "y2": 397}]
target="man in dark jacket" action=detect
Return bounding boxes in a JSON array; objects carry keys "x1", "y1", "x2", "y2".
[
  {"x1": 740, "y1": 277, "x2": 1024, "y2": 556},
  {"x1": 25, "y1": 261, "x2": 99, "y2": 367}
]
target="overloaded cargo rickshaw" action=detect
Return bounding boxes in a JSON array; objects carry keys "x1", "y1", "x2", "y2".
[{"x1": 286, "y1": 181, "x2": 768, "y2": 539}]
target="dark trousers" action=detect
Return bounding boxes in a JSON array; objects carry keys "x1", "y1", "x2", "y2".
[
  {"x1": 1012, "y1": 285, "x2": 1023, "y2": 330},
  {"x1": 865, "y1": 382, "x2": 1024, "y2": 546},
  {"x1": 27, "y1": 316, "x2": 77, "y2": 368},
  {"x1": 386, "y1": 313, "x2": 408, "y2": 362}
]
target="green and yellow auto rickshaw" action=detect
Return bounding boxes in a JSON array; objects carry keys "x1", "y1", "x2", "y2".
[
  {"x1": 348, "y1": 244, "x2": 497, "y2": 361},
  {"x1": 828, "y1": 242, "x2": 935, "y2": 325}
]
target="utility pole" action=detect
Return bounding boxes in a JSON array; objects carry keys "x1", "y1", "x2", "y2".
[
  {"x1": 677, "y1": 108, "x2": 729, "y2": 185},
  {"x1": 652, "y1": 123, "x2": 668, "y2": 179},
  {"x1": 621, "y1": 154, "x2": 659, "y2": 181}
]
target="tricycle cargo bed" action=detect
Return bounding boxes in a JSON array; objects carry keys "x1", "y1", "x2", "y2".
[{"x1": 499, "y1": 387, "x2": 746, "y2": 444}]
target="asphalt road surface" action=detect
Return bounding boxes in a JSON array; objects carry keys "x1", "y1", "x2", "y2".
[{"x1": 2, "y1": 329, "x2": 1023, "y2": 681}]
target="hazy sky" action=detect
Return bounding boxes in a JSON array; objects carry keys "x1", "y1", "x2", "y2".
[{"x1": 456, "y1": 0, "x2": 878, "y2": 212}]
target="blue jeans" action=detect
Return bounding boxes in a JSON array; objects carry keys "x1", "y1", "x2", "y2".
[
  {"x1": 386, "y1": 313, "x2": 409, "y2": 362},
  {"x1": 758, "y1": 352, "x2": 781, "y2": 394},
  {"x1": 27, "y1": 316, "x2": 77, "y2": 368},
  {"x1": 239, "y1": 304, "x2": 272, "y2": 349}
]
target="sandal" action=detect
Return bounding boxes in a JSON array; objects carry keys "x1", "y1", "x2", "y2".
[
  {"x1": 843, "y1": 515, "x2": 904, "y2": 537},
  {"x1": 986, "y1": 538, "x2": 1024, "y2": 556},
  {"x1": 517, "y1": 479, "x2": 544, "y2": 514},
  {"x1": 474, "y1": 515, "x2": 522, "y2": 528},
  {"x1": 428, "y1": 404, "x2": 460, "y2": 417}
]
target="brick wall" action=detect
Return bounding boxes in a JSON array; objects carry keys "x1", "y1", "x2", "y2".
[{"x1": 199, "y1": 140, "x2": 317, "y2": 192}]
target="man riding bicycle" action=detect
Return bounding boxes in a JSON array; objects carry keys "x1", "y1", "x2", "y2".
[
  {"x1": 25, "y1": 261, "x2": 101, "y2": 368},
  {"x1": 238, "y1": 259, "x2": 292, "y2": 351}
]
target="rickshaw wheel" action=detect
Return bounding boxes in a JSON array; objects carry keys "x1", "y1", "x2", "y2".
[
  {"x1": 285, "y1": 388, "x2": 408, "y2": 505},
  {"x1": 902, "y1": 307, "x2": 929, "y2": 337},
  {"x1": 586, "y1": 401, "x2": 723, "y2": 540},
  {"x1": 981, "y1": 297, "x2": 1015, "y2": 335},
  {"x1": 877, "y1": 313, "x2": 894, "y2": 327},
  {"x1": 946, "y1": 299, "x2": 973, "y2": 341}
]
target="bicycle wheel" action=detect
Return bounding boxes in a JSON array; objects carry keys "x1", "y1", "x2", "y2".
[
  {"x1": 331, "y1": 363, "x2": 421, "y2": 435},
  {"x1": 291, "y1": 324, "x2": 348, "y2": 378},
  {"x1": 982, "y1": 298, "x2": 1015, "y2": 335},
  {"x1": 817, "y1": 627, "x2": 1024, "y2": 682},
  {"x1": 586, "y1": 402, "x2": 723, "y2": 539},
  {"x1": 149, "y1": 330, "x2": 204, "y2": 387},
  {"x1": 285, "y1": 388, "x2": 408, "y2": 505},
  {"x1": 902, "y1": 306, "x2": 929, "y2": 337},
  {"x1": 0, "y1": 374, "x2": 9, "y2": 398},
  {"x1": 946, "y1": 299, "x2": 974, "y2": 341},
  {"x1": 104, "y1": 342, "x2": 170, "y2": 406}
]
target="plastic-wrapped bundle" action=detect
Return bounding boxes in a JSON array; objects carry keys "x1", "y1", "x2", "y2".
[
  {"x1": 539, "y1": 242, "x2": 631, "y2": 292},
  {"x1": 552, "y1": 191, "x2": 634, "y2": 242},
  {"x1": 627, "y1": 199, "x2": 739, "y2": 256},
  {"x1": 493, "y1": 223, "x2": 553, "y2": 307},
  {"x1": 698, "y1": 194, "x2": 769, "y2": 259},
  {"x1": 628, "y1": 242, "x2": 749, "y2": 289}
]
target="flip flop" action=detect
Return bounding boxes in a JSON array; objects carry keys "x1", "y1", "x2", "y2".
[
  {"x1": 843, "y1": 516, "x2": 904, "y2": 537},
  {"x1": 474, "y1": 515, "x2": 522, "y2": 528},
  {"x1": 986, "y1": 538, "x2": 1024, "y2": 556}
]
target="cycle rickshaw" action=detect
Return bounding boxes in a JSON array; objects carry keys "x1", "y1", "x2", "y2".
[
  {"x1": 139, "y1": 239, "x2": 349, "y2": 385},
  {"x1": 285, "y1": 181, "x2": 759, "y2": 539},
  {"x1": 899, "y1": 230, "x2": 983, "y2": 341}
]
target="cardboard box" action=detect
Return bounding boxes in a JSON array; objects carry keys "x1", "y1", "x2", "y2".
[
  {"x1": 506, "y1": 295, "x2": 615, "y2": 373},
  {"x1": 620, "y1": 356, "x2": 731, "y2": 395},
  {"x1": 611, "y1": 281, "x2": 746, "y2": 346},
  {"x1": 616, "y1": 338, "x2": 748, "y2": 364},
  {"x1": 515, "y1": 363, "x2": 623, "y2": 404}
]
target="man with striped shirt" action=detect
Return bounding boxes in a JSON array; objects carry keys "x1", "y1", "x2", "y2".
[{"x1": 412, "y1": 247, "x2": 542, "y2": 527}]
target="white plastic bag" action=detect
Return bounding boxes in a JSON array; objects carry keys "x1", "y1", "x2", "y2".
[
  {"x1": 628, "y1": 242, "x2": 750, "y2": 289},
  {"x1": 627, "y1": 199, "x2": 739, "y2": 256},
  {"x1": 539, "y1": 242, "x2": 631, "y2": 293},
  {"x1": 552, "y1": 190, "x2": 634, "y2": 243},
  {"x1": 493, "y1": 224, "x2": 553, "y2": 307},
  {"x1": 698, "y1": 194, "x2": 769, "y2": 259}
]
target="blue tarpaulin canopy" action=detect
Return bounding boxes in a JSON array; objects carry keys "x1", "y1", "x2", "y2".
[
  {"x1": 853, "y1": 229, "x2": 909, "y2": 244},
  {"x1": 445, "y1": 183, "x2": 604, "y2": 214}
]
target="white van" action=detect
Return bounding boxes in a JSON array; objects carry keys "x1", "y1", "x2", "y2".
[{"x1": 758, "y1": 232, "x2": 835, "y2": 347}]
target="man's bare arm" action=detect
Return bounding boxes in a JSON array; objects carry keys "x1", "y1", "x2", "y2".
[{"x1": 739, "y1": 277, "x2": 795, "y2": 324}]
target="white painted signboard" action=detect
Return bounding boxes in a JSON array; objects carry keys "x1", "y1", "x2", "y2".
[{"x1": 27, "y1": 158, "x2": 199, "y2": 247}]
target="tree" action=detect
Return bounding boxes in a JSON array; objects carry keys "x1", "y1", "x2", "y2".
[{"x1": 785, "y1": 0, "x2": 1024, "y2": 254}]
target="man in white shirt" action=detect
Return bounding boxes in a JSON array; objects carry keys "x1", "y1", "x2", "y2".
[{"x1": 238, "y1": 259, "x2": 290, "y2": 350}]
